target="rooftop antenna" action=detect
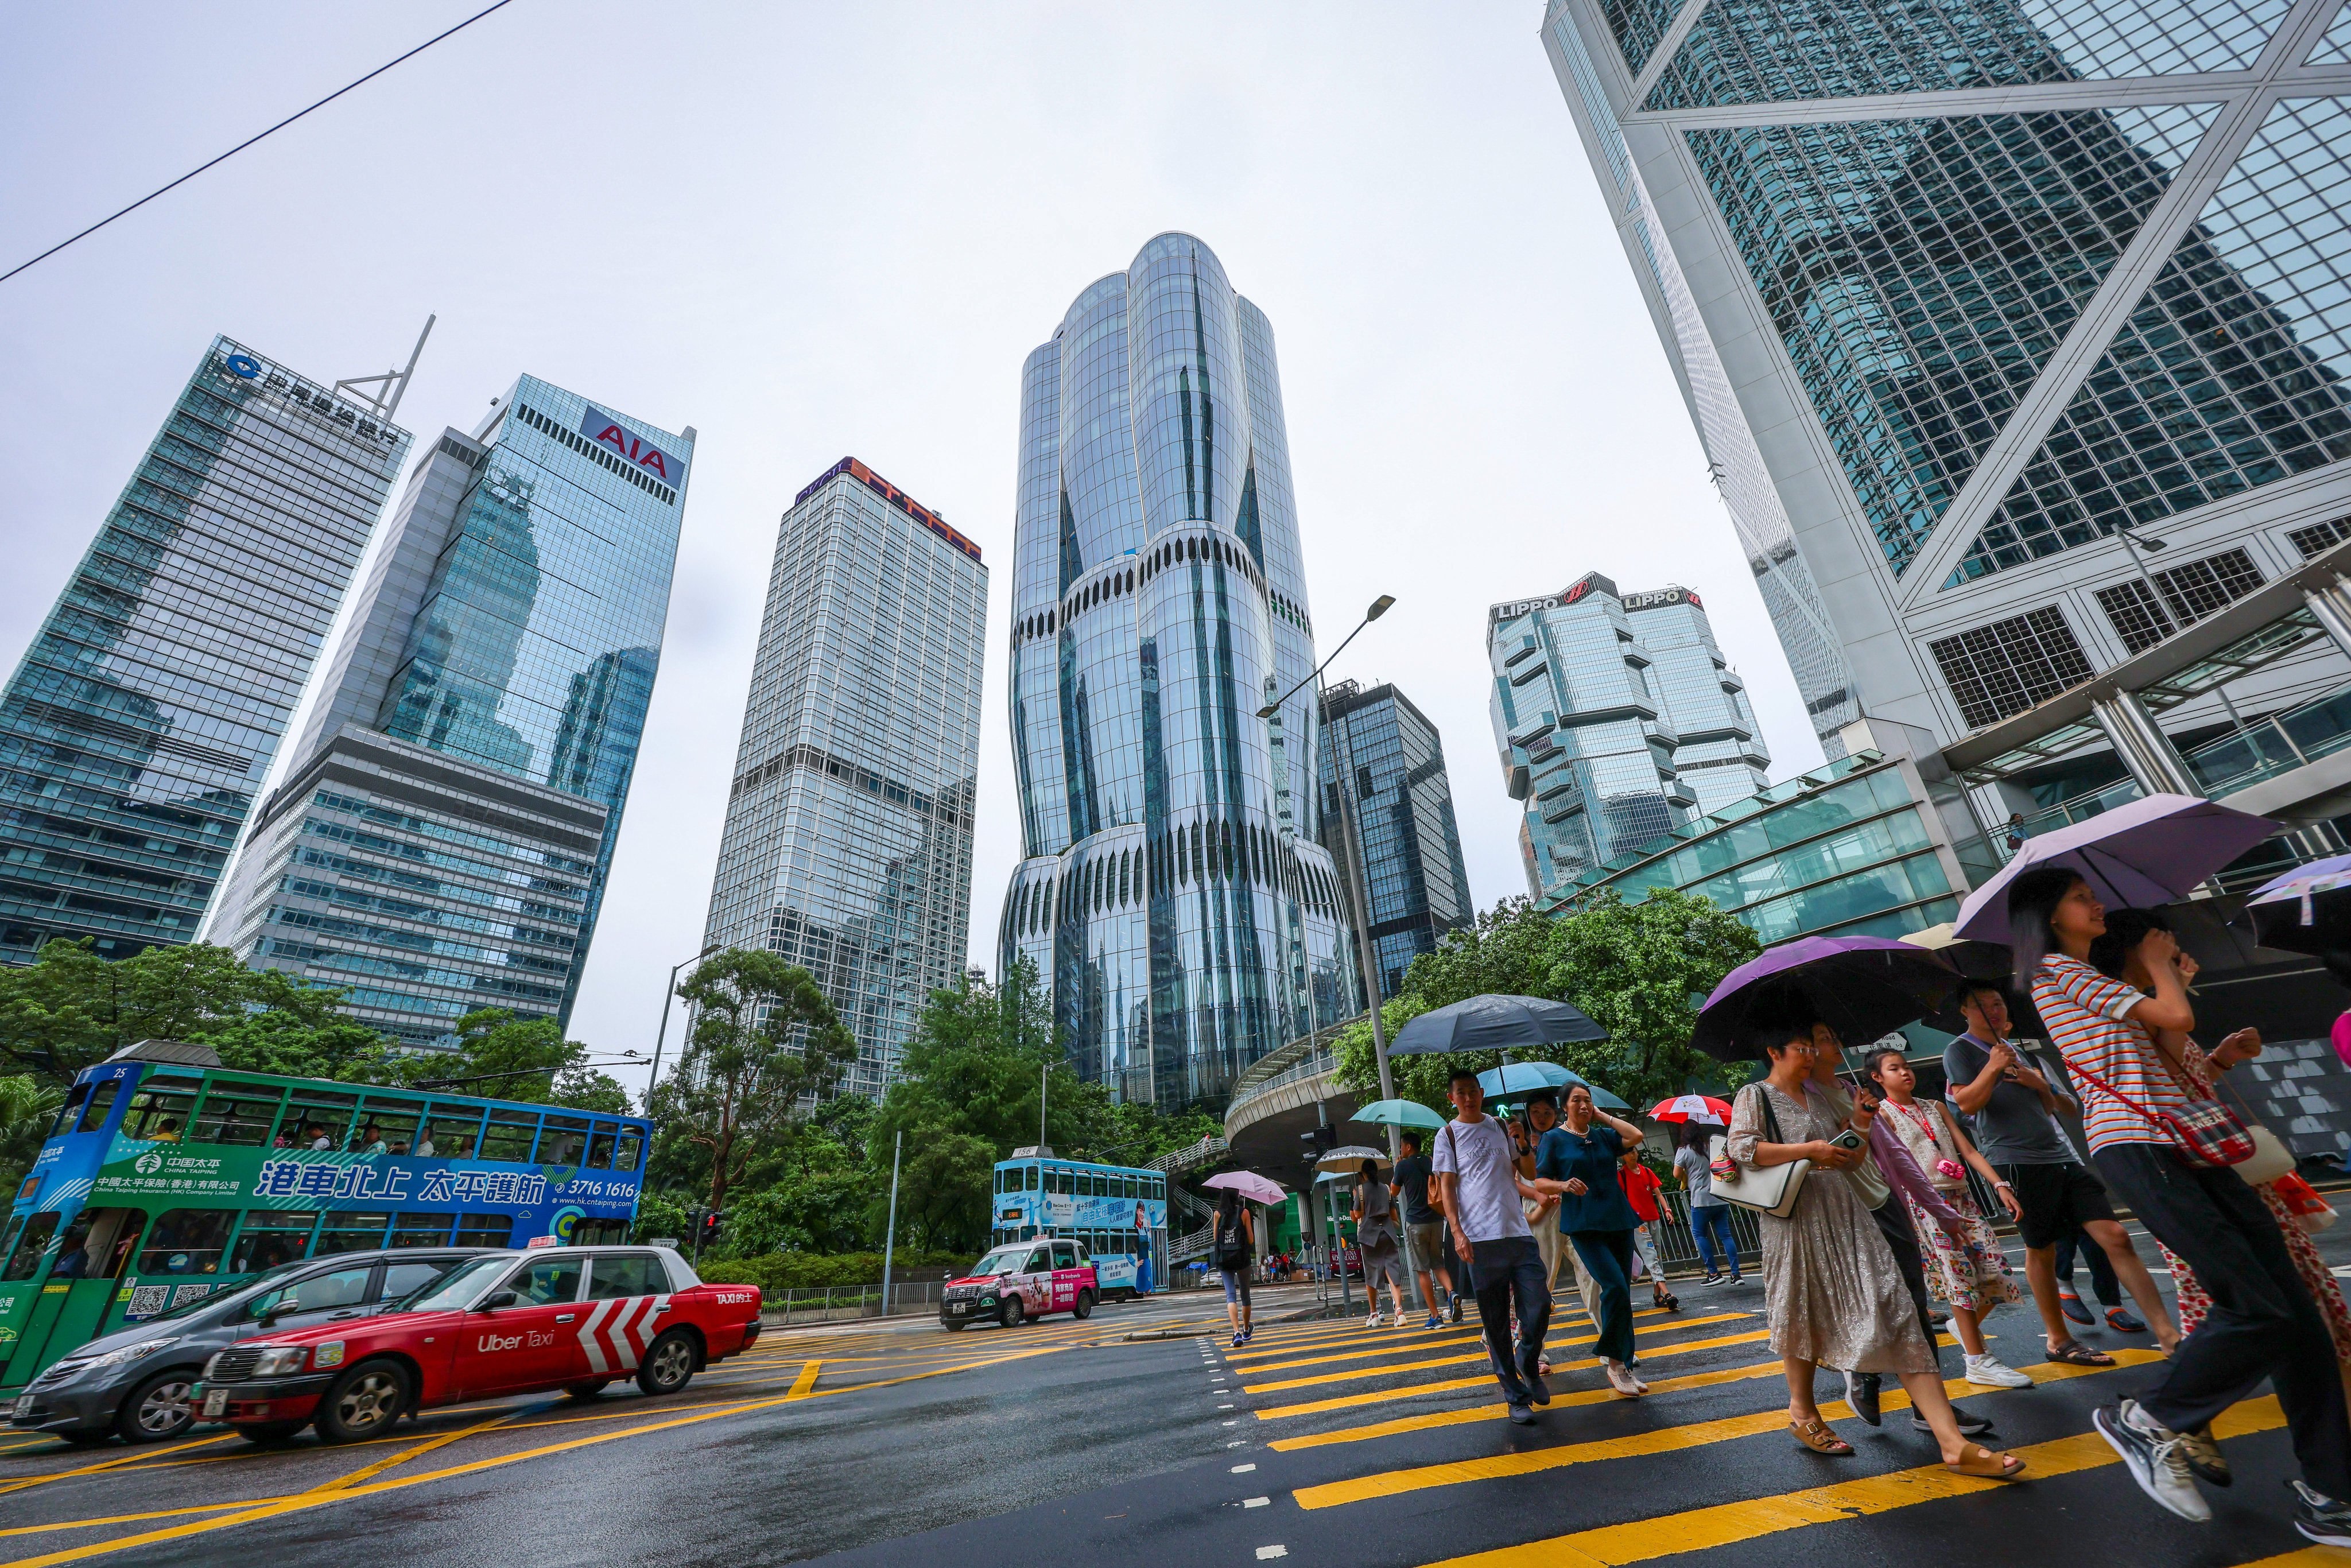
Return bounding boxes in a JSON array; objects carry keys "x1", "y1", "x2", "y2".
[{"x1": 334, "y1": 313, "x2": 434, "y2": 421}]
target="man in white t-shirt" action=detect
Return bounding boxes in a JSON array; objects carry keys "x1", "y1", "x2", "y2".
[{"x1": 1433, "y1": 1065, "x2": 1553, "y2": 1423}]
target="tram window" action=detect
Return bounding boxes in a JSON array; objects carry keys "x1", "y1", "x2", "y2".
[
  {"x1": 1025, "y1": 1165, "x2": 1039, "y2": 1191},
  {"x1": 540, "y1": 1116, "x2": 591, "y2": 1167},
  {"x1": 456, "y1": 1216, "x2": 514, "y2": 1249},
  {"x1": 121, "y1": 1086, "x2": 198, "y2": 1143},
  {"x1": 2, "y1": 1212, "x2": 60, "y2": 1281},
  {"x1": 391, "y1": 1212, "x2": 457, "y2": 1248},
  {"x1": 75, "y1": 1078, "x2": 122, "y2": 1135},
  {"x1": 55, "y1": 1207, "x2": 144, "y2": 1281},
  {"x1": 422, "y1": 1105, "x2": 485, "y2": 1159},
  {"x1": 135, "y1": 1208, "x2": 235, "y2": 1275},
  {"x1": 481, "y1": 1112, "x2": 540, "y2": 1163},
  {"x1": 50, "y1": 1082, "x2": 90, "y2": 1139},
  {"x1": 314, "y1": 1213, "x2": 393, "y2": 1255},
  {"x1": 228, "y1": 1212, "x2": 319, "y2": 1274},
  {"x1": 585, "y1": 1128, "x2": 616, "y2": 1170},
  {"x1": 284, "y1": 1090, "x2": 358, "y2": 1150},
  {"x1": 192, "y1": 1086, "x2": 283, "y2": 1147},
  {"x1": 612, "y1": 1130, "x2": 643, "y2": 1173},
  {"x1": 358, "y1": 1096, "x2": 426, "y2": 1154}
]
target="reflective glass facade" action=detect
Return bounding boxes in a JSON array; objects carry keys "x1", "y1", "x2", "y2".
[
  {"x1": 1544, "y1": 0, "x2": 2351, "y2": 761},
  {"x1": 999, "y1": 234, "x2": 1359, "y2": 1105},
  {"x1": 213, "y1": 379, "x2": 690, "y2": 1043},
  {"x1": 701, "y1": 461, "x2": 985, "y2": 1100},
  {"x1": 1489, "y1": 575, "x2": 1768, "y2": 896},
  {"x1": 1315, "y1": 681, "x2": 1473, "y2": 999},
  {"x1": 0, "y1": 338, "x2": 410, "y2": 962}
]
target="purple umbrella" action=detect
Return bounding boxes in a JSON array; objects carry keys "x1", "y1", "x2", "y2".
[
  {"x1": 1953, "y1": 793, "x2": 2278, "y2": 940},
  {"x1": 1692, "y1": 935, "x2": 1962, "y2": 1060}
]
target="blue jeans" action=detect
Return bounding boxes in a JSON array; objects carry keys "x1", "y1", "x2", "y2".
[
  {"x1": 1468, "y1": 1236, "x2": 1550, "y2": 1406},
  {"x1": 1690, "y1": 1204, "x2": 1739, "y2": 1279}
]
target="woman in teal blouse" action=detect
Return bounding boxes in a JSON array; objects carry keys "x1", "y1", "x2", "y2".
[{"x1": 1534, "y1": 1084, "x2": 1651, "y2": 1396}]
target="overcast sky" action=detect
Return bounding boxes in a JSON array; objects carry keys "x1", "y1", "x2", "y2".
[{"x1": 0, "y1": 2, "x2": 1825, "y2": 1099}]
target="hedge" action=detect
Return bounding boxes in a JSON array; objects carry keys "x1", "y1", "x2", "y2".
[{"x1": 697, "y1": 1250, "x2": 974, "y2": 1293}]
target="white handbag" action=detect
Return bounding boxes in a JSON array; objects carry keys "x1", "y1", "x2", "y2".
[
  {"x1": 1709, "y1": 1088, "x2": 1811, "y2": 1221},
  {"x1": 2234, "y1": 1121, "x2": 2299, "y2": 1187}
]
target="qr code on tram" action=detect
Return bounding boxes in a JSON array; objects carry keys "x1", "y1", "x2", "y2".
[
  {"x1": 125, "y1": 1285, "x2": 170, "y2": 1318},
  {"x1": 170, "y1": 1284, "x2": 214, "y2": 1307}
]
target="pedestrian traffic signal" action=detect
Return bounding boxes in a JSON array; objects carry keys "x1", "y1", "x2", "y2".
[
  {"x1": 1301, "y1": 1125, "x2": 1337, "y2": 1154},
  {"x1": 700, "y1": 1209, "x2": 724, "y2": 1246}
]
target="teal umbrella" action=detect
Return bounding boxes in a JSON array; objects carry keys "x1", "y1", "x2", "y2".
[
  {"x1": 1494, "y1": 1082, "x2": 1634, "y2": 1114},
  {"x1": 1477, "y1": 1062, "x2": 1581, "y2": 1098},
  {"x1": 1349, "y1": 1098, "x2": 1446, "y2": 1131}
]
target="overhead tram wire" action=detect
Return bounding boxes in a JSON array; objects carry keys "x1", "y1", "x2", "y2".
[{"x1": 0, "y1": 0, "x2": 519, "y2": 286}]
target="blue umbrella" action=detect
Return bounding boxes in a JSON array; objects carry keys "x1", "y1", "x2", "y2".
[
  {"x1": 1477, "y1": 1061, "x2": 1581, "y2": 1098},
  {"x1": 1391, "y1": 994, "x2": 1608, "y2": 1055}
]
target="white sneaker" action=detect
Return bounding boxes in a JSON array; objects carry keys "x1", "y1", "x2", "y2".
[
  {"x1": 1604, "y1": 1359, "x2": 1644, "y2": 1396},
  {"x1": 1965, "y1": 1353, "x2": 2034, "y2": 1389},
  {"x1": 1365, "y1": 1312, "x2": 1382, "y2": 1329},
  {"x1": 2095, "y1": 1399, "x2": 2211, "y2": 1523}
]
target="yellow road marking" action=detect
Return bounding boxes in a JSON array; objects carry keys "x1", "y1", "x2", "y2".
[
  {"x1": 0, "y1": 1347, "x2": 1067, "y2": 1568},
  {"x1": 305, "y1": 1402, "x2": 538, "y2": 1495},
  {"x1": 0, "y1": 1499, "x2": 303, "y2": 1541},
  {"x1": 1243, "y1": 1325, "x2": 1773, "y2": 1395},
  {"x1": 1235, "y1": 1314, "x2": 1748, "y2": 1375},
  {"x1": 787, "y1": 1360, "x2": 821, "y2": 1399},
  {"x1": 1422, "y1": 1396, "x2": 2286, "y2": 1567},
  {"x1": 1268, "y1": 1357, "x2": 1794, "y2": 1437},
  {"x1": 0, "y1": 1435, "x2": 231, "y2": 1497},
  {"x1": 1228, "y1": 1303, "x2": 1671, "y2": 1363}
]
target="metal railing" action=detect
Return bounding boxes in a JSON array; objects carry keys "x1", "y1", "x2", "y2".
[
  {"x1": 2182, "y1": 686, "x2": 2351, "y2": 795},
  {"x1": 762, "y1": 1281, "x2": 947, "y2": 1323},
  {"x1": 1151, "y1": 1135, "x2": 1229, "y2": 1175}
]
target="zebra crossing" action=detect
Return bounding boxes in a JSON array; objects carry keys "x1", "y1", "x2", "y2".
[{"x1": 1196, "y1": 1279, "x2": 2338, "y2": 1567}]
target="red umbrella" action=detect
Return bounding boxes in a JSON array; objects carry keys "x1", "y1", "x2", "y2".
[{"x1": 1648, "y1": 1093, "x2": 1733, "y2": 1124}]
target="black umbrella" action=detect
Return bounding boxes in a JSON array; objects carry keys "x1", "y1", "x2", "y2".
[
  {"x1": 2244, "y1": 856, "x2": 2351, "y2": 958},
  {"x1": 1389, "y1": 993, "x2": 1608, "y2": 1055},
  {"x1": 1692, "y1": 936, "x2": 1962, "y2": 1061}
]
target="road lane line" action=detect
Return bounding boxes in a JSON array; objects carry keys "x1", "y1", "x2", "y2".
[
  {"x1": 0, "y1": 1499, "x2": 302, "y2": 1540},
  {"x1": 1418, "y1": 1397, "x2": 2286, "y2": 1568},
  {"x1": 1243, "y1": 1326, "x2": 1774, "y2": 1395},
  {"x1": 1227, "y1": 1306, "x2": 1674, "y2": 1363},
  {"x1": 0, "y1": 1348, "x2": 1070, "y2": 1568},
  {"x1": 1271, "y1": 1347, "x2": 2161, "y2": 1453},
  {"x1": 0, "y1": 1436, "x2": 231, "y2": 1497},
  {"x1": 787, "y1": 1361, "x2": 822, "y2": 1399},
  {"x1": 1235, "y1": 1315, "x2": 1749, "y2": 1375},
  {"x1": 304, "y1": 1400, "x2": 547, "y2": 1495}
]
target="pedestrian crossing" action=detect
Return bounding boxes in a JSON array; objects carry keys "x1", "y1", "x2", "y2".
[{"x1": 1201, "y1": 1279, "x2": 2338, "y2": 1567}]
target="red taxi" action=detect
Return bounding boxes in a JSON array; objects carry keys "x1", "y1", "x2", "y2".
[
  {"x1": 940, "y1": 1237, "x2": 1098, "y2": 1330},
  {"x1": 196, "y1": 1245, "x2": 761, "y2": 1443}
]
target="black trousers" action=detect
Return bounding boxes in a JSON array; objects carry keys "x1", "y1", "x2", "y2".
[
  {"x1": 2094, "y1": 1143, "x2": 2351, "y2": 1499},
  {"x1": 1447, "y1": 1220, "x2": 1475, "y2": 1302},
  {"x1": 2053, "y1": 1225, "x2": 2122, "y2": 1307},
  {"x1": 1871, "y1": 1197, "x2": 1940, "y2": 1357},
  {"x1": 1468, "y1": 1235, "x2": 1550, "y2": 1406}
]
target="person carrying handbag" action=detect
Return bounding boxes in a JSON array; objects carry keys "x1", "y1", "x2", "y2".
[
  {"x1": 1726, "y1": 1006, "x2": 2022, "y2": 1479},
  {"x1": 2015, "y1": 865, "x2": 2351, "y2": 1545}
]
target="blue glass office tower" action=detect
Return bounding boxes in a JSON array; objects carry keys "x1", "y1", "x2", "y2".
[
  {"x1": 210, "y1": 378, "x2": 692, "y2": 1045},
  {"x1": 1542, "y1": 0, "x2": 2351, "y2": 769},
  {"x1": 1316, "y1": 680, "x2": 1473, "y2": 999},
  {"x1": 0, "y1": 338, "x2": 410, "y2": 961},
  {"x1": 997, "y1": 234, "x2": 1360, "y2": 1105},
  {"x1": 703, "y1": 459, "x2": 987, "y2": 1100},
  {"x1": 1491, "y1": 573, "x2": 1768, "y2": 895}
]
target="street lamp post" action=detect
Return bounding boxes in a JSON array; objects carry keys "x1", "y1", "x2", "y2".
[
  {"x1": 1257, "y1": 596, "x2": 1399, "y2": 1156},
  {"x1": 644, "y1": 943, "x2": 722, "y2": 1103}
]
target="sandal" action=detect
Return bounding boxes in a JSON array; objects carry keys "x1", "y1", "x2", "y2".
[
  {"x1": 1790, "y1": 1416, "x2": 1853, "y2": 1455},
  {"x1": 1662, "y1": 1292, "x2": 1680, "y2": 1311},
  {"x1": 1944, "y1": 1442, "x2": 2026, "y2": 1480},
  {"x1": 2043, "y1": 1340, "x2": 2115, "y2": 1367}
]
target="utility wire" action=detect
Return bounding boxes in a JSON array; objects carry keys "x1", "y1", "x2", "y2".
[{"x1": 1, "y1": 0, "x2": 517, "y2": 286}]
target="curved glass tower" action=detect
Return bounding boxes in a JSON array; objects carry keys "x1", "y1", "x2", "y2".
[{"x1": 998, "y1": 234, "x2": 1360, "y2": 1105}]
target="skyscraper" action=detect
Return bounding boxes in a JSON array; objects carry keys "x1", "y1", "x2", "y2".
[
  {"x1": 0, "y1": 338, "x2": 412, "y2": 962},
  {"x1": 1316, "y1": 680, "x2": 1474, "y2": 999},
  {"x1": 998, "y1": 234, "x2": 1360, "y2": 1105},
  {"x1": 701, "y1": 457, "x2": 987, "y2": 1100},
  {"x1": 1489, "y1": 573, "x2": 1768, "y2": 895},
  {"x1": 208, "y1": 378, "x2": 692, "y2": 1045},
  {"x1": 1541, "y1": 0, "x2": 2351, "y2": 772}
]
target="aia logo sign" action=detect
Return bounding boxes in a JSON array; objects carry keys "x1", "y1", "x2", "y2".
[{"x1": 580, "y1": 405, "x2": 684, "y2": 486}]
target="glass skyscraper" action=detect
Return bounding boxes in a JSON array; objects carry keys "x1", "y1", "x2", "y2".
[
  {"x1": 1489, "y1": 573, "x2": 1769, "y2": 895},
  {"x1": 0, "y1": 337, "x2": 411, "y2": 962},
  {"x1": 1315, "y1": 680, "x2": 1474, "y2": 999},
  {"x1": 700, "y1": 458, "x2": 986, "y2": 1100},
  {"x1": 998, "y1": 234, "x2": 1360, "y2": 1105},
  {"x1": 208, "y1": 378, "x2": 692, "y2": 1045},
  {"x1": 1541, "y1": 0, "x2": 2351, "y2": 764}
]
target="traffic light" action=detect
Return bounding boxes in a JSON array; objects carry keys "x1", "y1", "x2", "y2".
[
  {"x1": 1299, "y1": 1124, "x2": 1337, "y2": 1156},
  {"x1": 700, "y1": 1209, "x2": 724, "y2": 1247}
]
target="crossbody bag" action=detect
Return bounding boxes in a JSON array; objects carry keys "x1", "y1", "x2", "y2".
[
  {"x1": 1710, "y1": 1084, "x2": 1811, "y2": 1221},
  {"x1": 2065, "y1": 1054, "x2": 2294, "y2": 1183}
]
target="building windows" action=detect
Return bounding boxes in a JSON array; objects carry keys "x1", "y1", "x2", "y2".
[
  {"x1": 2092, "y1": 548, "x2": 2266, "y2": 655},
  {"x1": 1930, "y1": 605, "x2": 2097, "y2": 728},
  {"x1": 2290, "y1": 515, "x2": 2351, "y2": 559}
]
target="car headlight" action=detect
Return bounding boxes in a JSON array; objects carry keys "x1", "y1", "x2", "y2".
[
  {"x1": 83, "y1": 1338, "x2": 177, "y2": 1369},
  {"x1": 250, "y1": 1346, "x2": 308, "y2": 1377}
]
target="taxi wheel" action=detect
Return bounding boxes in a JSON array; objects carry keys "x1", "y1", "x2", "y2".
[
  {"x1": 1000, "y1": 1297, "x2": 1025, "y2": 1329},
  {"x1": 637, "y1": 1331, "x2": 698, "y2": 1396},
  {"x1": 564, "y1": 1380, "x2": 612, "y2": 1400},
  {"x1": 116, "y1": 1368, "x2": 197, "y2": 1443},
  {"x1": 316, "y1": 1360, "x2": 412, "y2": 1444},
  {"x1": 1072, "y1": 1289, "x2": 1096, "y2": 1321}
]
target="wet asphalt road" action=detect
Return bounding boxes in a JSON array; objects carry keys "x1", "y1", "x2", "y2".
[{"x1": 7, "y1": 1229, "x2": 2351, "y2": 1568}]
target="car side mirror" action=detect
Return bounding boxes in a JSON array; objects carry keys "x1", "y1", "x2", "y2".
[{"x1": 475, "y1": 1290, "x2": 518, "y2": 1312}]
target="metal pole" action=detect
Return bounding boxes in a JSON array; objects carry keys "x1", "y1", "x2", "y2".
[
  {"x1": 1040, "y1": 1062, "x2": 1048, "y2": 1152},
  {"x1": 881, "y1": 1131, "x2": 903, "y2": 1317},
  {"x1": 1321, "y1": 673, "x2": 1398, "y2": 1161},
  {"x1": 645, "y1": 943, "x2": 719, "y2": 1105}
]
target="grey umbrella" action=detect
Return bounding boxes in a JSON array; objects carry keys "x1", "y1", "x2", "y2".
[{"x1": 1390, "y1": 993, "x2": 1608, "y2": 1055}]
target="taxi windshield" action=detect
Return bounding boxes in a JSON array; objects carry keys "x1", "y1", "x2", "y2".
[
  {"x1": 392, "y1": 1255, "x2": 508, "y2": 1313},
  {"x1": 972, "y1": 1247, "x2": 1028, "y2": 1276}
]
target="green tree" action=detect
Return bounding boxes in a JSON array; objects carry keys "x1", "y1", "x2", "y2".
[
  {"x1": 411, "y1": 1010, "x2": 628, "y2": 1112},
  {"x1": 0, "y1": 1073, "x2": 63, "y2": 1207},
  {"x1": 656, "y1": 949, "x2": 855, "y2": 1213},
  {"x1": 867, "y1": 958, "x2": 1105, "y2": 1162},
  {"x1": 886, "y1": 1130, "x2": 996, "y2": 1253}
]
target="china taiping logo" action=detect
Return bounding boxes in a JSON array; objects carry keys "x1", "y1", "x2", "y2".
[{"x1": 133, "y1": 1152, "x2": 164, "y2": 1175}]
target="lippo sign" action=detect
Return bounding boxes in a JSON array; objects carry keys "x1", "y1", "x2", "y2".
[{"x1": 581, "y1": 406, "x2": 685, "y2": 486}]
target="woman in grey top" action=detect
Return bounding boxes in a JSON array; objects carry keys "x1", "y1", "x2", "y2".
[
  {"x1": 1729, "y1": 1011, "x2": 2024, "y2": 1478},
  {"x1": 1353, "y1": 1159, "x2": 1410, "y2": 1328},
  {"x1": 1674, "y1": 1122, "x2": 1740, "y2": 1285}
]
